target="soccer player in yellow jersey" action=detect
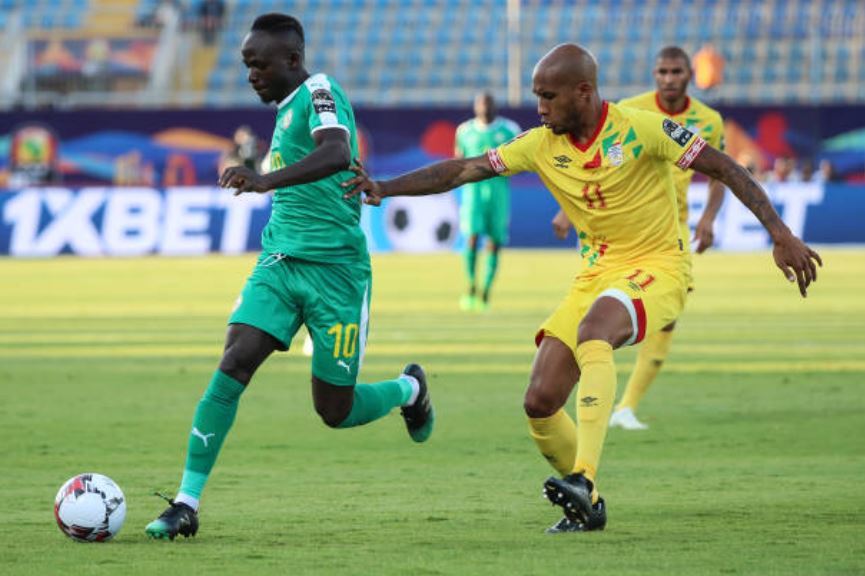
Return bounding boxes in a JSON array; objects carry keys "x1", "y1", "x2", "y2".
[
  {"x1": 343, "y1": 44, "x2": 820, "y2": 533},
  {"x1": 608, "y1": 46, "x2": 727, "y2": 430}
]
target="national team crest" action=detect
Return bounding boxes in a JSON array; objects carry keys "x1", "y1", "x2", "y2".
[
  {"x1": 607, "y1": 143, "x2": 623, "y2": 166},
  {"x1": 282, "y1": 109, "x2": 293, "y2": 129}
]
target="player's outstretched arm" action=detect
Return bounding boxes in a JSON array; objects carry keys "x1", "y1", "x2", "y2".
[
  {"x1": 693, "y1": 177, "x2": 725, "y2": 254},
  {"x1": 219, "y1": 129, "x2": 351, "y2": 195},
  {"x1": 342, "y1": 155, "x2": 497, "y2": 206},
  {"x1": 690, "y1": 146, "x2": 822, "y2": 297}
]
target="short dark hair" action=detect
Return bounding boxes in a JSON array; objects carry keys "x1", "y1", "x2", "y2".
[
  {"x1": 251, "y1": 13, "x2": 305, "y2": 48},
  {"x1": 656, "y1": 46, "x2": 691, "y2": 69}
]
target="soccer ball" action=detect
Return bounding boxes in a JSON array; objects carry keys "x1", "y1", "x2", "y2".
[{"x1": 54, "y1": 473, "x2": 126, "y2": 542}]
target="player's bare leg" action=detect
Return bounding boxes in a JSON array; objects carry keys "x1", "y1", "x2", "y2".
[
  {"x1": 525, "y1": 336, "x2": 580, "y2": 474},
  {"x1": 542, "y1": 297, "x2": 631, "y2": 531},
  {"x1": 524, "y1": 337, "x2": 597, "y2": 533},
  {"x1": 312, "y1": 367, "x2": 433, "y2": 442}
]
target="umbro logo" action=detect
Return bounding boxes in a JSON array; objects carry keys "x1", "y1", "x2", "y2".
[
  {"x1": 580, "y1": 396, "x2": 599, "y2": 407},
  {"x1": 553, "y1": 155, "x2": 572, "y2": 169}
]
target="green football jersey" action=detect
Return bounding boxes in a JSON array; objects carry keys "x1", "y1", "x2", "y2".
[
  {"x1": 455, "y1": 117, "x2": 521, "y2": 194},
  {"x1": 263, "y1": 73, "x2": 367, "y2": 264}
]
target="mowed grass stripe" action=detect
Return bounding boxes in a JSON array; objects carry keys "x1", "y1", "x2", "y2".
[{"x1": 1, "y1": 249, "x2": 863, "y2": 576}]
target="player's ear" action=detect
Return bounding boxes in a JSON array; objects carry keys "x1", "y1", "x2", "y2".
[
  {"x1": 576, "y1": 81, "x2": 593, "y2": 101},
  {"x1": 287, "y1": 50, "x2": 302, "y2": 69}
]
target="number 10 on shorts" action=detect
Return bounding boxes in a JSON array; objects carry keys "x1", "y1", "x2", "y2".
[{"x1": 327, "y1": 323, "x2": 359, "y2": 358}]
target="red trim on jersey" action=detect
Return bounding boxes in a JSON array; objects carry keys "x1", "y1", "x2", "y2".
[
  {"x1": 632, "y1": 298, "x2": 647, "y2": 344},
  {"x1": 655, "y1": 92, "x2": 691, "y2": 116},
  {"x1": 677, "y1": 136, "x2": 707, "y2": 170},
  {"x1": 535, "y1": 329, "x2": 545, "y2": 348},
  {"x1": 568, "y1": 101, "x2": 609, "y2": 152},
  {"x1": 582, "y1": 150, "x2": 602, "y2": 169},
  {"x1": 487, "y1": 148, "x2": 507, "y2": 174}
]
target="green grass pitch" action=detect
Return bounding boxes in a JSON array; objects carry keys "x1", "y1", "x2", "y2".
[{"x1": 1, "y1": 249, "x2": 863, "y2": 575}]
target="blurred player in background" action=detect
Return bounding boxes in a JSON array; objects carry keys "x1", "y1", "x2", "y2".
[
  {"x1": 455, "y1": 92, "x2": 521, "y2": 312},
  {"x1": 145, "y1": 13, "x2": 434, "y2": 541},
  {"x1": 552, "y1": 46, "x2": 727, "y2": 431},
  {"x1": 610, "y1": 46, "x2": 727, "y2": 430},
  {"x1": 344, "y1": 43, "x2": 820, "y2": 533}
]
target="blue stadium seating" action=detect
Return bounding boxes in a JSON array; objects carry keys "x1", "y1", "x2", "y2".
[{"x1": 2, "y1": 0, "x2": 861, "y2": 105}]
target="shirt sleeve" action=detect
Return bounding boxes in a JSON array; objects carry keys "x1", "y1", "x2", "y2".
[
  {"x1": 631, "y1": 110, "x2": 707, "y2": 171},
  {"x1": 305, "y1": 76, "x2": 351, "y2": 135},
  {"x1": 487, "y1": 127, "x2": 542, "y2": 176}
]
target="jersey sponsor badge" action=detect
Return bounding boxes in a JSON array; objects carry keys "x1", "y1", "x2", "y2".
[
  {"x1": 311, "y1": 89, "x2": 337, "y2": 115},
  {"x1": 663, "y1": 118, "x2": 695, "y2": 147},
  {"x1": 606, "y1": 143, "x2": 623, "y2": 166}
]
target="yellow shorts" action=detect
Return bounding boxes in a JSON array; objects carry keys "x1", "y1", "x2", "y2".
[{"x1": 537, "y1": 263, "x2": 688, "y2": 354}]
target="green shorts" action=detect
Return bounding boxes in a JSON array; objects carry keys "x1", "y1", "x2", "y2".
[
  {"x1": 229, "y1": 253, "x2": 372, "y2": 386},
  {"x1": 459, "y1": 185, "x2": 510, "y2": 245}
]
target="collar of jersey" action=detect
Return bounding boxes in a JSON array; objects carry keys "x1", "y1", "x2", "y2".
[
  {"x1": 568, "y1": 101, "x2": 609, "y2": 152},
  {"x1": 277, "y1": 84, "x2": 303, "y2": 110},
  {"x1": 654, "y1": 92, "x2": 691, "y2": 116}
]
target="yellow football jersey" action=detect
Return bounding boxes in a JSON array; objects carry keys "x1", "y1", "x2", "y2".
[
  {"x1": 619, "y1": 91, "x2": 724, "y2": 225},
  {"x1": 487, "y1": 102, "x2": 706, "y2": 275}
]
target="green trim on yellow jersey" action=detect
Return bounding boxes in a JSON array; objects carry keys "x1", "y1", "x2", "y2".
[
  {"x1": 488, "y1": 102, "x2": 703, "y2": 276},
  {"x1": 619, "y1": 91, "x2": 724, "y2": 225}
]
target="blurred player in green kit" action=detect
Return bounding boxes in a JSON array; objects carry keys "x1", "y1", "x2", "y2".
[{"x1": 454, "y1": 92, "x2": 521, "y2": 311}]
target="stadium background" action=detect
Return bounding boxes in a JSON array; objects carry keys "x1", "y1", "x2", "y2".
[
  {"x1": 1, "y1": 1, "x2": 864, "y2": 574},
  {"x1": 1, "y1": 0, "x2": 864, "y2": 255}
]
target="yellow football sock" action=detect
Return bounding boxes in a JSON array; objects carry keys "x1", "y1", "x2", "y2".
[
  {"x1": 617, "y1": 330, "x2": 674, "y2": 411},
  {"x1": 528, "y1": 409, "x2": 577, "y2": 476},
  {"x1": 573, "y1": 340, "x2": 616, "y2": 502}
]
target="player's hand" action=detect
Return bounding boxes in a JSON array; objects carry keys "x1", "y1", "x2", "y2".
[
  {"x1": 772, "y1": 231, "x2": 822, "y2": 297},
  {"x1": 341, "y1": 160, "x2": 384, "y2": 206},
  {"x1": 693, "y1": 215, "x2": 715, "y2": 254},
  {"x1": 219, "y1": 166, "x2": 270, "y2": 195},
  {"x1": 551, "y1": 209, "x2": 570, "y2": 240}
]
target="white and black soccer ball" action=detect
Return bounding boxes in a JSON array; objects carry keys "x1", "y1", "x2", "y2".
[
  {"x1": 54, "y1": 473, "x2": 126, "y2": 542},
  {"x1": 384, "y1": 194, "x2": 459, "y2": 252}
]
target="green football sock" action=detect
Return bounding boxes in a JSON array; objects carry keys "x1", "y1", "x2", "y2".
[
  {"x1": 337, "y1": 377, "x2": 414, "y2": 428},
  {"x1": 178, "y1": 370, "x2": 245, "y2": 499},
  {"x1": 463, "y1": 247, "x2": 478, "y2": 293},
  {"x1": 482, "y1": 251, "x2": 499, "y2": 299}
]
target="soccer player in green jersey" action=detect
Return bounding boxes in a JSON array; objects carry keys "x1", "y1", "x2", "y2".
[
  {"x1": 454, "y1": 93, "x2": 521, "y2": 311},
  {"x1": 145, "y1": 13, "x2": 434, "y2": 540}
]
